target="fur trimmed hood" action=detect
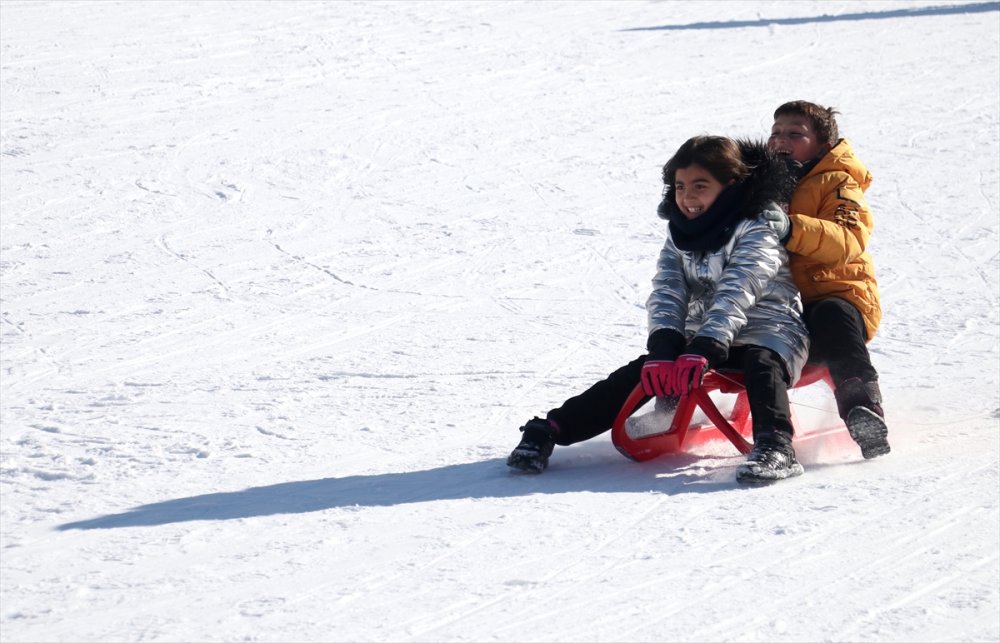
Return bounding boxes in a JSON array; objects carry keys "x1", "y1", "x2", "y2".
[{"x1": 731, "y1": 138, "x2": 797, "y2": 217}]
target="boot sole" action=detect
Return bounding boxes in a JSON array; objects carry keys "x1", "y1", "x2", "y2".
[
  {"x1": 506, "y1": 449, "x2": 547, "y2": 473},
  {"x1": 847, "y1": 407, "x2": 891, "y2": 459},
  {"x1": 736, "y1": 462, "x2": 804, "y2": 486}
]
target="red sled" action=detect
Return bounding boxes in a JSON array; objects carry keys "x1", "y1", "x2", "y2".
[{"x1": 611, "y1": 364, "x2": 835, "y2": 461}]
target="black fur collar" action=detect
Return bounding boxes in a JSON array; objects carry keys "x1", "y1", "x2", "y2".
[{"x1": 659, "y1": 183, "x2": 746, "y2": 252}]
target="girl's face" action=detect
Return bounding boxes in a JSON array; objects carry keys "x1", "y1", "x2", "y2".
[
  {"x1": 673, "y1": 164, "x2": 734, "y2": 220},
  {"x1": 768, "y1": 114, "x2": 828, "y2": 163}
]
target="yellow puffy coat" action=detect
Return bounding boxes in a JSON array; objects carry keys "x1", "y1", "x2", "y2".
[{"x1": 785, "y1": 139, "x2": 881, "y2": 340}]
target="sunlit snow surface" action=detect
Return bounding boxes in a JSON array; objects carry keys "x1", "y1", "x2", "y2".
[{"x1": 2, "y1": 1, "x2": 998, "y2": 641}]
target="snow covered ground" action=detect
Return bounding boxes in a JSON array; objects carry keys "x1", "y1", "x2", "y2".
[{"x1": 1, "y1": 1, "x2": 998, "y2": 641}]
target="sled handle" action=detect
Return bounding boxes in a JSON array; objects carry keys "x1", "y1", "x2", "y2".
[
  {"x1": 691, "y1": 386, "x2": 753, "y2": 454},
  {"x1": 611, "y1": 384, "x2": 648, "y2": 437}
]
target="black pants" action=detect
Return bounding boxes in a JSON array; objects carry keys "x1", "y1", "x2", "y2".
[
  {"x1": 547, "y1": 346, "x2": 794, "y2": 446},
  {"x1": 804, "y1": 298, "x2": 878, "y2": 385}
]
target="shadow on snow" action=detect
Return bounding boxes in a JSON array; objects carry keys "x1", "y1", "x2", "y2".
[
  {"x1": 57, "y1": 445, "x2": 747, "y2": 530},
  {"x1": 621, "y1": 1, "x2": 999, "y2": 31}
]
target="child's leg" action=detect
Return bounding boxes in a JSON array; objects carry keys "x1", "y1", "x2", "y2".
[
  {"x1": 740, "y1": 346, "x2": 794, "y2": 443},
  {"x1": 803, "y1": 298, "x2": 890, "y2": 458},
  {"x1": 803, "y1": 298, "x2": 878, "y2": 384},
  {"x1": 507, "y1": 356, "x2": 647, "y2": 473},
  {"x1": 546, "y1": 356, "x2": 647, "y2": 445},
  {"x1": 735, "y1": 347, "x2": 804, "y2": 484}
]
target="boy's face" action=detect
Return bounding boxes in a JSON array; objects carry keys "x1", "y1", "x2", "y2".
[
  {"x1": 673, "y1": 164, "x2": 734, "y2": 220},
  {"x1": 768, "y1": 115, "x2": 828, "y2": 163}
]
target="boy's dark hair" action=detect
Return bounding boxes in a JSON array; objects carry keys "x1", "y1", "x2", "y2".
[
  {"x1": 774, "y1": 100, "x2": 840, "y2": 144},
  {"x1": 662, "y1": 135, "x2": 750, "y2": 187}
]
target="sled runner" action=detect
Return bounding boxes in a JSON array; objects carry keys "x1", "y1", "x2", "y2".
[{"x1": 611, "y1": 364, "x2": 834, "y2": 462}]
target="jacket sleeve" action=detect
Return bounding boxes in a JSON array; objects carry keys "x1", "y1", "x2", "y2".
[
  {"x1": 698, "y1": 220, "x2": 784, "y2": 347},
  {"x1": 786, "y1": 171, "x2": 873, "y2": 266},
  {"x1": 646, "y1": 239, "x2": 689, "y2": 337}
]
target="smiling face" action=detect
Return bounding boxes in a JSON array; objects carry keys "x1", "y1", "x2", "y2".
[
  {"x1": 768, "y1": 114, "x2": 829, "y2": 163},
  {"x1": 673, "y1": 164, "x2": 734, "y2": 220}
]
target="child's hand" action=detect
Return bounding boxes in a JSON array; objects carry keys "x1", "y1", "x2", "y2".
[
  {"x1": 641, "y1": 356, "x2": 709, "y2": 397},
  {"x1": 640, "y1": 360, "x2": 677, "y2": 397},
  {"x1": 761, "y1": 205, "x2": 791, "y2": 243},
  {"x1": 673, "y1": 354, "x2": 710, "y2": 395}
]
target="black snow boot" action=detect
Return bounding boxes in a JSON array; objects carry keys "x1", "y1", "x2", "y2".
[
  {"x1": 506, "y1": 418, "x2": 558, "y2": 473},
  {"x1": 736, "y1": 430, "x2": 804, "y2": 486},
  {"x1": 835, "y1": 377, "x2": 891, "y2": 459}
]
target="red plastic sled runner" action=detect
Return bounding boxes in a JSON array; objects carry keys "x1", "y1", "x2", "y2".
[{"x1": 611, "y1": 364, "x2": 834, "y2": 462}]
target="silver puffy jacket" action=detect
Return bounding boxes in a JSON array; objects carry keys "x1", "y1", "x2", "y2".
[{"x1": 646, "y1": 216, "x2": 810, "y2": 383}]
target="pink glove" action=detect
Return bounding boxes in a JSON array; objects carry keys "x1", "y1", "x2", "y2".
[
  {"x1": 673, "y1": 354, "x2": 709, "y2": 395},
  {"x1": 640, "y1": 360, "x2": 676, "y2": 397}
]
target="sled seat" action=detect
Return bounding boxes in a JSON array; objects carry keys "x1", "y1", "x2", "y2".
[{"x1": 611, "y1": 364, "x2": 833, "y2": 462}]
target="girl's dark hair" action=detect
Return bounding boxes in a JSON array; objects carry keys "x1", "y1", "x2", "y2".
[
  {"x1": 662, "y1": 135, "x2": 750, "y2": 187},
  {"x1": 774, "y1": 100, "x2": 840, "y2": 144}
]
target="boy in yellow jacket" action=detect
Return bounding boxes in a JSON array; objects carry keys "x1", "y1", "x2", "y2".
[{"x1": 763, "y1": 100, "x2": 890, "y2": 459}]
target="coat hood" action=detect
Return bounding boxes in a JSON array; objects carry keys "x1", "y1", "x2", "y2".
[
  {"x1": 734, "y1": 138, "x2": 798, "y2": 215},
  {"x1": 805, "y1": 138, "x2": 873, "y2": 190}
]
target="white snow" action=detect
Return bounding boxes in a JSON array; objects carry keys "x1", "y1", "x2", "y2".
[{"x1": 1, "y1": 1, "x2": 998, "y2": 641}]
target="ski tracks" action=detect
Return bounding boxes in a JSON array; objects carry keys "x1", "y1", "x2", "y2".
[
  {"x1": 398, "y1": 491, "x2": 675, "y2": 640},
  {"x1": 155, "y1": 233, "x2": 233, "y2": 301},
  {"x1": 389, "y1": 442, "x2": 998, "y2": 642}
]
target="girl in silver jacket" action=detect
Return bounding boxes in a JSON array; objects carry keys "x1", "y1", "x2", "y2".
[{"x1": 508, "y1": 135, "x2": 811, "y2": 484}]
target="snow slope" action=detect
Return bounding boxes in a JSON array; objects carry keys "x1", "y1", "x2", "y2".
[{"x1": 1, "y1": 1, "x2": 998, "y2": 641}]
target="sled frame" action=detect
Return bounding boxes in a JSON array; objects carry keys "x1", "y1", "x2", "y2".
[{"x1": 611, "y1": 365, "x2": 834, "y2": 462}]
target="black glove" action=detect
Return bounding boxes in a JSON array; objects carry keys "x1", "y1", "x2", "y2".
[{"x1": 646, "y1": 328, "x2": 685, "y2": 361}]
